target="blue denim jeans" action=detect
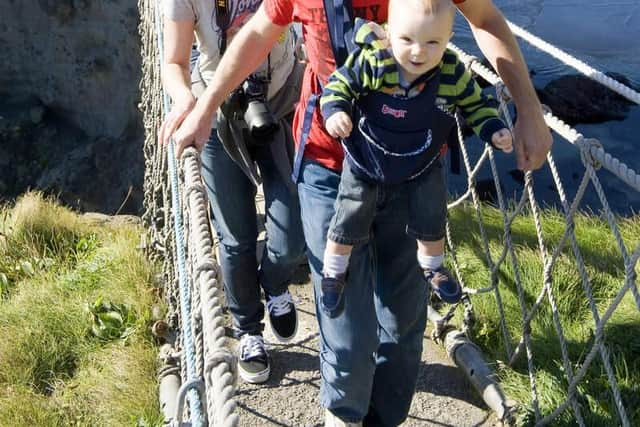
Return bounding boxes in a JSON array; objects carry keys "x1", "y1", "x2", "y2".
[
  {"x1": 329, "y1": 157, "x2": 448, "y2": 245},
  {"x1": 297, "y1": 159, "x2": 429, "y2": 426},
  {"x1": 201, "y1": 130, "x2": 305, "y2": 337}
]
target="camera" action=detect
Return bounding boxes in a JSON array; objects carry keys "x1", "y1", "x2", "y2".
[{"x1": 241, "y1": 74, "x2": 279, "y2": 141}]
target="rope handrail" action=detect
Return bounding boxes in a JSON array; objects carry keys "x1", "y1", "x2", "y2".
[
  {"x1": 182, "y1": 148, "x2": 239, "y2": 427},
  {"x1": 139, "y1": 4, "x2": 639, "y2": 425},
  {"x1": 153, "y1": 0, "x2": 205, "y2": 421},
  {"x1": 506, "y1": 20, "x2": 640, "y2": 105},
  {"x1": 448, "y1": 43, "x2": 640, "y2": 193},
  {"x1": 445, "y1": 38, "x2": 639, "y2": 425},
  {"x1": 139, "y1": 0, "x2": 239, "y2": 425}
]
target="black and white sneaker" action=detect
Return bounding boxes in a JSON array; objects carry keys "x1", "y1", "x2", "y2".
[
  {"x1": 237, "y1": 334, "x2": 270, "y2": 384},
  {"x1": 265, "y1": 290, "x2": 298, "y2": 342}
]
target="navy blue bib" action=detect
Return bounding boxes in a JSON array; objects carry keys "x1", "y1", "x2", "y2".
[{"x1": 342, "y1": 69, "x2": 455, "y2": 184}]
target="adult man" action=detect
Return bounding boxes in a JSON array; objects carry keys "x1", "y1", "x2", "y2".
[{"x1": 166, "y1": 0, "x2": 552, "y2": 425}]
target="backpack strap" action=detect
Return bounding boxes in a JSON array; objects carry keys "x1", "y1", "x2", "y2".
[
  {"x1": 291, "y1": 0, "x2": 356, "y2": 183},
  {"x1": 323, "y1": 0, "x2": 355, "y2": 67},
  {"x1": 445, "y1": 126, "x2": 461, "y2": 175}
]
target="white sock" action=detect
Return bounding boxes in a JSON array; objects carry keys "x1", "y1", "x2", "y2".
[
  {"x1": 417, "y1": 252, "x2": 443, "y2": 271},
  {"x1": 323, "y1": 250, "x2": 351, "y2": 277}
]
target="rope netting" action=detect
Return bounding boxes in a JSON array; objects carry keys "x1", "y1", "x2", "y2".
[
  {"x1": 137, "y1": 0, "x2": 639, "y2": 424},
  {"x1": 139, "y1": 0, "x2": 238, "y2": 425},
  {"x1": 444, "y1": 37, "x2": 639, "y2": 426}
]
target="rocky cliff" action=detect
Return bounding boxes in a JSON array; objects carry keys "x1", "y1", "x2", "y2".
[
  {"x1": 0, "y1": 0, "x2": 144, "y2": 214},
  {"x1": 0, "y1": 1, "x2": 634, "y2": 215}
]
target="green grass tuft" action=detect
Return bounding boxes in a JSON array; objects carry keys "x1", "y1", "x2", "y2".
[
  {"x1": 0, "y1": 192, "x2": 98, "y2": 298},
  {"x1": 448, "y1": 203, "x2": 640, "y2": 426},
  {"x1": 0, "y1": 192, "x2": 162, "y2": 427}
]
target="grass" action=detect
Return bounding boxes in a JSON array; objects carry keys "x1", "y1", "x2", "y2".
[
  {"x1": 0, "y1": 191, "x2": 637, "y2": 426},
  {"x1": 0, "y1": 192, "x2": 162, "y2": 427},
  {"x1": 448, "y1": 203, "x2": 640, "y2": 426}
]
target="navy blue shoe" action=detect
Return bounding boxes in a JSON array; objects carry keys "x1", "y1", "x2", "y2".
[
  {"x1": 424, "y1": 266, "x2": 462, "y2": 304},
  {"x1": 321, "y1": 275, "x2": 346, "y2": 317}
]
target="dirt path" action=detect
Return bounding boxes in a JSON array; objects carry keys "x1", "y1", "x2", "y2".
[
  {"x1": 220, "y1": 192, "x2": 498, "y2": 426},
  {"x1": 231, "y1": 279, "x2": 497, "y2": 427}
]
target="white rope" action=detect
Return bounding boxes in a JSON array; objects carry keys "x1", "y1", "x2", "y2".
[
  {"x1": 448, "y1": 42, "x2": 640, "y2": 194},
  {"x1": 138, "y1": 11, "x2": 639, "y2": 426},
  {"x1": 444, "y1": 38, "x2": 639, "y2": 426},
  {"x1": 139, "y1": 0, "x2": 239, "y2": 425},
  {"x1": 183, "y1": 148, "x2": 239, "y2": 427},
  {"x1": 507, "y1": 21, "x2": 640, "y2": 105}
]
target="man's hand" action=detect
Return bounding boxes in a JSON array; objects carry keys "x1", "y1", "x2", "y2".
[
  {"x1": 513, "y1": 106, "x2": 552, "y2": 171},
  {"x1": 325, "y1": 112, "x2": 353, "y2": 139},
  {"x1": 158, "y1": 93, "x2": 212, "y2": 158},
  {"x1": 492, "y1": 128, "x2": 513, "y2": 153}
]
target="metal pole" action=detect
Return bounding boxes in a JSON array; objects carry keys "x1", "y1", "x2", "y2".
[
  {"x1": 157, "y1": 338, "x2": 181, "y2": 426},
  {"x1": 428, "y1": 306, "x2": 516, "y2": 425}
]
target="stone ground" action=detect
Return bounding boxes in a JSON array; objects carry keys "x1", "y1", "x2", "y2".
[
  {"x1": 220, "y1": 191, "x2": 498, "y2": 427},
  {"x1": 228, "y1": 277, "x2": 497, "y2": 427}
]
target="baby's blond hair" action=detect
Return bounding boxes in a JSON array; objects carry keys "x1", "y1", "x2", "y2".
[{"x1": 389, "y1": 0, "x2": 456, "y2": 26}]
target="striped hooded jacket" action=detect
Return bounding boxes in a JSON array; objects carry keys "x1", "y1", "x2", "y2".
[{"x1": 320, "y1": 18, "x2": 506, "y2": 144}]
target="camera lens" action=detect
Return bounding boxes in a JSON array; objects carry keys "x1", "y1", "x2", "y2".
[{"x1": 244, "y1": 100, "x2": 279, "y2": 140}]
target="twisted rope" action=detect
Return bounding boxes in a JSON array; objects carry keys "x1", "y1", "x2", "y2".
[
  {"x1": 507, "y1": 20, "x2": 640, "y2": 105},
  {"x1": 151, "y1": 0, "x2": 205, "y2": 419},
  {"x1": 449, "y1": 43, "x2": 640, "y2": 194},
  {"x1": 443, "y1": 41, "x2": 639, "y2": 425},
  {"x1": 183, "y1": 149, "x2": 239, "y2": 427},
  {"x1": 138, "y1": 8, "x2": 638, "y2": 425},
  {"x1": 138, "y1": 0, "x2": 238, "y2": 424}
]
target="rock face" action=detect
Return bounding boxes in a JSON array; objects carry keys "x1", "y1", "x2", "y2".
[
  {"x1": 0, "y1": 0, "x2": 144, "y2": 214},
  {"x1": 536, "y1": 73, "x2": 635, "y2": 125},
  {"x1": 0, "y1": 96, "x2": 144, "y2": 214},
  {"x1": 0, "y1": 0, "x2": 142, "y2": 139}
]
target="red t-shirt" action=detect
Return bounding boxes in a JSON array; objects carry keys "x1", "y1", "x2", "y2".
[{"x1": 264, "y1": 0, "x2": 466, "y2": 171}]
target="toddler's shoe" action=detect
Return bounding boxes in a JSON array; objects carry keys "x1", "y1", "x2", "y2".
[
  {"x1": 424, "y1": 266, "x2": 462, "y2": 304},
  {"x1": 321, "y1": 274, "x2": 346, "y2": 317}
]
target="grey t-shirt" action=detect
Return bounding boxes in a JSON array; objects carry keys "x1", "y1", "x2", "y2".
[{"x1": 163, "y1": 0, "x2": 295, "y2": 101}]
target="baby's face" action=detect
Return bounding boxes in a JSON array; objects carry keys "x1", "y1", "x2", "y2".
[{"x1": 388, "y1": 8, "x2": 453, "y2": 83}]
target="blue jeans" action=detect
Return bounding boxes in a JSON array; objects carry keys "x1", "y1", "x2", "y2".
[
  {"x1": 201, "y1": 130, "x2": 305, "y2": 336},
  {"x1": 297, "y1": 159, "x2": 429, "y2": 426},
  {"x1": 329, "y1": 158, "x2": 448, "y2": 245}
]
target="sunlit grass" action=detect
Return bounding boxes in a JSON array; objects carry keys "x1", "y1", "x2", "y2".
[
  {"x1": 0, "y1": 192, "x2": 162, "y2": 427},
  {"x1": 448, "y1": 202, "x2": 640, "y2": 426},
  {"x1": 1, "y1": 191, "x2": 636, "y2": 426}
]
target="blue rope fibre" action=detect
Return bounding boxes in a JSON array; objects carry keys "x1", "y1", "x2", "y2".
[{"x1": 154, "y1": 0, "x2": 205, "y2": 425}]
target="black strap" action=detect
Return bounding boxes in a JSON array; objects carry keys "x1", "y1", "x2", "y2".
[
  {"x1": 323, "y1": 0, "x2": 355, "y2": 67},
  {"x1": 215, "y1": 0, "x2": 231, "y2": 54},
  {"x1": 447, "y1": 126, "x2": 461, "y2": 175}
]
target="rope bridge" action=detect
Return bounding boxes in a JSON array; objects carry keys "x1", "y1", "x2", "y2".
[{"x1": 137, "y1": 1, "x2": 640, "y2": 425}]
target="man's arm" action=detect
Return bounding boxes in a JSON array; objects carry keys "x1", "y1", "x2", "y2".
[
  {"x1": 171, "y1": 4, "x2": 288, "y2": 155},
  {"x1": 456, "y1": 0, "x2": 552, "y2": 171}
]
